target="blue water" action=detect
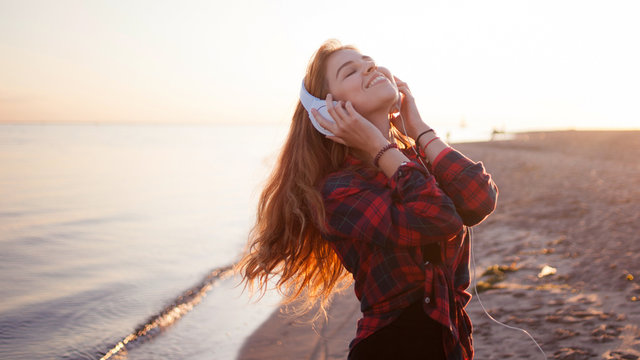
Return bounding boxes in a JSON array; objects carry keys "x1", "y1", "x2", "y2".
[
  {"x1": 0, "y1": 123, "x2": 286, "y2": 359},
  {"x1": 0, "y1": 123, "x2": 494, "y2": 359}
]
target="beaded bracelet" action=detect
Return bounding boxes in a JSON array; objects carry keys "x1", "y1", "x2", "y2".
[{"x1": 373, "y1": 143, "x2": 398, "y2": 168}]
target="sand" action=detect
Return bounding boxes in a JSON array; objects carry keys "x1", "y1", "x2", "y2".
[{"x1": 237, "y1": 130, "x2": 640, "y2": 360}]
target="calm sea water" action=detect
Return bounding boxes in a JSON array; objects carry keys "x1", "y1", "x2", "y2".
[
  {"x1": 0, "y1": 124, "x2": 287, "y2": 360},
  {"x1": 0, "y1": 123, "x2": 494, "y2": 360}
]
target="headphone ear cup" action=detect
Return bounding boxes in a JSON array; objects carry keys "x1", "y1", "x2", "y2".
[
  {"x1": 308, "y1": 104, "x2": 335, "y2": 136},
  {"x1": 300, "y1": 80, "x2": 336, "y2": 136}
]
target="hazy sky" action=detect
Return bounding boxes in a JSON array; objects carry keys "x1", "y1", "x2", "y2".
[{"x1": 1, "y1": 0, "x2": 639, "y2": 132}]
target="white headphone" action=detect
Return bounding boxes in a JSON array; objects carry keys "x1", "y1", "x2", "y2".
[{"x1": 299, "y1": 80, "x2": 337, "y2": 136}]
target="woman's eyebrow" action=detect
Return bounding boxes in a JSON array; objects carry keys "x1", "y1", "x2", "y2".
[{"x1": 336, "y1": 55, "x2": 374, "y2": 79}]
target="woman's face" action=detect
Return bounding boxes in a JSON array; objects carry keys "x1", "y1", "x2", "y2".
[{"x1": 325, "y1": 49, "x2": 399, "y2": 116}]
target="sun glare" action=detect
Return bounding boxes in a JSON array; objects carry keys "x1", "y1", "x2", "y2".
[{"x1": 0, "y1": 0, "x2": 638, "y2": 132}]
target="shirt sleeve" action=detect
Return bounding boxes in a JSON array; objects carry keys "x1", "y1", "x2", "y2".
[
  {"x1": 321, "y1": 161, "x2": 464, "y2": 248},
  {"x1": 427, "y1": 148, "x2": 499, "y2": 227}
]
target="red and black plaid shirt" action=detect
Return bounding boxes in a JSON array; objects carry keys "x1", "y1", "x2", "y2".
[{"x1": 319, "y1": 146, "x2": 498, "y2": 360}]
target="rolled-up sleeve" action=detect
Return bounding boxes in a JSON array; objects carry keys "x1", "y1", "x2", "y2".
[
  {"x1": 321, "y1": 161, "x2": 464, "y2": 248},
  {"x1": 429, "y1": 148, "x2": 499, "y2": 227}
]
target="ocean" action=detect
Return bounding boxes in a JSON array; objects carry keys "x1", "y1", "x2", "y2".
[
  {"x1": 0, "y1": 123, "x2": 287, "y2": 359},
  {"x1": 0, "y1": 122, "x2": 494, "y2": 359}
]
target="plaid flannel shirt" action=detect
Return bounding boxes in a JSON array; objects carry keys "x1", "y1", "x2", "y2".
[{"x1": 320, "y1": 146, "x2": 498, "y2": 360}]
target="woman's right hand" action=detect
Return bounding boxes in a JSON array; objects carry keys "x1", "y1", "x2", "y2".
[{"x1": 313, "y1": 94, "x2": 389, "y2": 156}]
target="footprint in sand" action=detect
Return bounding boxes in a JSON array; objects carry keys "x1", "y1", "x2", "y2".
[
  {"x1": 591, "y1": 324, "x2": 623, "y2": 343},
  {"x1": 553, "y1": 347, "x2": 596, "y2": 359},
  {"x1": 547, "y1": 298, "x2": 565, "y2": 307},
  {"x1": 605, "y1": 351, "x2": 639, "y2": 360},
  {"x1": 553, "y1": 328, "x2": 580, "y2": 340}
]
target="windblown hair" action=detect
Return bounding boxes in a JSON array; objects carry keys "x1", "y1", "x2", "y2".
[{"x1": 235, "y1": 39, "x2": 412, "y2": 321}]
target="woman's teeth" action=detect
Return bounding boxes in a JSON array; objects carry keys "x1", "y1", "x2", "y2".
[{"x1": 368, "y1": 75, "x2": 386, "y2": 88}]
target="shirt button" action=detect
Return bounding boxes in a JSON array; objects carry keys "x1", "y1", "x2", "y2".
[
  {"x1": 424, "y1": 297, "x2": 431, "y2": 304},
  {"x1": 424, "y1": 260, "x2": 430, "y2": 265}
]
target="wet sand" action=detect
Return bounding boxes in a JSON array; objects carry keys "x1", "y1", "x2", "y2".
[{"x1": 237, "y1": 130, "x2": 640, "y2": 360}]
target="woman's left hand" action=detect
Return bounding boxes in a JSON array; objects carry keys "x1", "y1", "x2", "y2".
[{"x1": 392, "y1": 76, "x2": 430, "y2": 139}]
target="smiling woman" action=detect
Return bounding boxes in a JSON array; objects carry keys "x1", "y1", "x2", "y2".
[{"x1": 236, "y1": 39, "x2": 499, "y2": 360}]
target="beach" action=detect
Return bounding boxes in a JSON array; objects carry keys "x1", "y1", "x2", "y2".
[{"x1": 237, "y1": 130, "x2": 640, "y2": 360}]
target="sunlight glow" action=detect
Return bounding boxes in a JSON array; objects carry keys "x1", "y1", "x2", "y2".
[{"x1": 1, "y1": 0, "x2": 638, "y2": 133}]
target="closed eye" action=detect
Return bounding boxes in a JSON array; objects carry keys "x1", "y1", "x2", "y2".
[
  {"x1": 345, "y1": 70, "x2": 356, "y2": 77},
  {"x1": 336, "y1": 55, "x2": 376, "y2": 79}
]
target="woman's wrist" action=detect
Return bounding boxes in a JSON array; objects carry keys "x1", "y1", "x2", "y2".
[
  {"x1": 367, "y1": 136, "x2": 392, "y2": 159},
  {"x1": 422, "y1": 137, "x2": 450, "y2": 164},
  {"x1": 376, "y1": 147, "x2": 411, "y2": 178},
  {"x1": 373, "y1": 143, "x2": 398, "y2": 168},
  {"x1": 415, "y1": 129, "x2": 435, "y2": 149},
  {"x1": 408, "y1": 122, "x2": 432, "y2": 141}
]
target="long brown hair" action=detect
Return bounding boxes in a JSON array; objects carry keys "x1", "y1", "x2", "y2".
[{"x1": 235, "y1": 39, "x2": 412, "y2": 320}]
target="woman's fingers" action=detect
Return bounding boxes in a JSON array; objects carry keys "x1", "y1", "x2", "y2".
[
  {"x1": 324, "y1": 98, "x2": 385, "y2": 151},
  {"x1": 325, "y1": 94, "x2": 342, "y2": 125},
  {"x1": 393, "y1": 75, "x2": 406, "y2": 86},
  {"x1": 312, "y1": 103, "x2": 347, "y2": 145},
  {"x1": 334, "y1": 100, "x2": 350, "y2": 120},
  {"x1": 396, "y1": 84, "x2": 413, "y2": 100},
  {"x1": 396, "y1": 82, "x2": 409, "y2": 92},
  {"x1": 344, "y1": 100, "x2": 363, "y2": 118},
  {"x1": 312, "y1": 108, "x2": 337, "y2": 134},
  {"x1": 325, "y1": 135, "x2": 346, "y2": 145},
  {"x1": 324, "y1": 95, "x2": 361, "y2": 136},
  {"x1": 393, "y1": 76, "x2": 412, "y2": 96}
]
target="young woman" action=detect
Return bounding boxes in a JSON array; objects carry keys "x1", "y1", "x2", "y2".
[{"x1": 237, "y1": 39, "x2": 498, "y2": 360}]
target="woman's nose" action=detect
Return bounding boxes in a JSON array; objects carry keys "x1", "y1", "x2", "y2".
[{"x1": 363, "y1": 61, "x2": 376, "y2": 74}]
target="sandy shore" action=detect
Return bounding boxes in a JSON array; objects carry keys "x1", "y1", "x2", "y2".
[{"x1": 237, "y1": 130, "x2": 640, "y2": 360}]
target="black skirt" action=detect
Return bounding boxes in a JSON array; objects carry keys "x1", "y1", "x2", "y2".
[{"x1": 348, "y1": 300, "x2": 446, "y2": 360}]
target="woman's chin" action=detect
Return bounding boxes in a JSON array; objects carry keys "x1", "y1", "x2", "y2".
[{"x1": 354, "y1": 87, "x2": 400, "y2": 115}]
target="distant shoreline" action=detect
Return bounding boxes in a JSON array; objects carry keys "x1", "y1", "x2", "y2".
[
  {"x1": 0, "y1": 121, "x2": 285, "y2": 126},
  {"x1": 2, "y1": 121, "x2": 637, "y2": 132}
]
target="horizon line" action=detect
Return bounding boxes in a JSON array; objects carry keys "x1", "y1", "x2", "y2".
[{"x1": 1, "y1": 121, "x2": 639, "y2": 134}]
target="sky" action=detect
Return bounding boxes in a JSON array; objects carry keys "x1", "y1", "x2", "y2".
[{"x1": 1, "y1": 0, "x2": 639, "y2": 134}]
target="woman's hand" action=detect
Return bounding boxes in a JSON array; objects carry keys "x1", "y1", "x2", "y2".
[
  {"x1": 392, "y1": 76, "x2": 430, "y2": 139},
  {"x1": 313, "y1": 94, "x2": 389, "y2": 157},
  {"x1": 393, "y1": 76, "x2": 450, "y2": 163}
]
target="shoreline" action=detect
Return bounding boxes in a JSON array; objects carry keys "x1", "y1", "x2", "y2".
[{"x1": 237, "y1": 130, "x2": 640, "y2": 360}]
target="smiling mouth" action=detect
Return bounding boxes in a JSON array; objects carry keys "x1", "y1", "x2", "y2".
[{"x1": 366, "y1": 74, "x2": 388, "y2": 88}]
